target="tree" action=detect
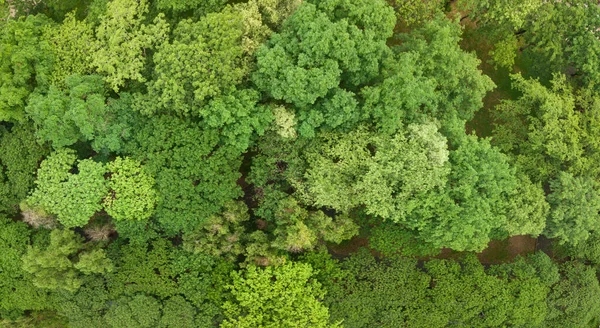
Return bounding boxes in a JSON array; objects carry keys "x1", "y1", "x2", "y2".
[
  {"x1": 300, "y1": 123, "x2": 449, "y2": 221},
  {"x1": 155, "y1": 0, "x2": 227, "y2": 15},
  {"x1": 403, "y1": 135, "x2": 517, "y2": 251},
  {"x1": 390, "y1": 0, "x2": 444, "y2": 28},
  {"x1": 0, "y1": 14, "x2": 54, "y2": 122},
  {"x1": 387, "y1": 17, "x2": 495, "y2": 134},
  {"x1": 545, "y1": 262, "x2": 600, "y2": 327},
  {"x1": 42, "y1": 12, "x2": 95, "y2": 87},
  {"x1": 22, "y1": 229, "x2": 113, "y2": 292},
  {"x1": 252, "y1": 0, "x2": 396, "y2": 137},
  {"x1": 304, "y1": 250, "x2": 550, "y2": 328},
  {"x1": 522, "y1": 0, "x2": 600, "y2": 91},
  {"x1": 25, "y1": 149, "x2": 108, "y2": 228},
  {"x1": 104, "y1": 157, "x2": 157, "y2": 222},
  {"x1": 545, "y1": 172, "x2": 600, "y2": 246},
  {"x1": 139, "y1": 2, "x2": 272, "y2": 116},
  {"x1": 104, "y1": 294, "x2": 161, "y2": 328},
  {"x1": 124, "y1": 115, "x2": 243, "y2": 234},
  {"x1": 0, "y1": 217, "x2": 49, "y2": 320},
  {"x1": 183, "y1": 201, "x2": 249, "y2": 262},
  {"x1": 0, "y1": 124, "x2": 48, "y2": 215},
  {"x1": 92, "y1": 0, "x2": 168, "y2": 91},
  {"x1": 254, "y1": 188, "x2": 358, "y2": 254},
  {"x1": 26, "y1": 74, "x2": 137, "y2": 153},
  {"x1": 221, "y1": 262, "x2": 338, "y2": 327},
  {"x1": 493, "y1": 74, "x2": 585, "y2": 182},
  {"x1": 105, "y1": 239, "x2": 232, "y2": 325},
  {"x1": 504, "y1": 173, "x2": 548, "y2": 237}
]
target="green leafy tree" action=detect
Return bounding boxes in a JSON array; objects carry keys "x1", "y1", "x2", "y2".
[
  {"x1": 104, "y1": 157, "x2": 156, "y2": 221},
  {"x1": 404, "y1": 135, "x2": 517, "y2": 251},
  {"x1": 42, "y1": 12, "x2": 95, "y2": 87},
  {"x1": 155, "y1": 0, "x2": 227, "y2": 15},
  {"x1": 300, "y1": 122, "x2": 449, "y2": 222},
  {"x1": 545, "y1": 261, "x2": 600, "y2": 327},
  {"x1": 0, "y1": 14, "x2": 54, "y2": 122},
  {"x1": 22, "y1": 229, "x2": 112, "y2": 292},
  {"x1": 387, "y1": 17, "x2": 495, "y2": 133},
  {"x1": 92, "y1": 0, "x2": 168, "y2": 91},
  {"x1": 493, "y1": 74, "x2": 584, "y2": 182},
  {"x1": 183, "y1": 201, "x2": 249, "y2": 262},
  {"x1": 104, "y1": 294, "x2": 161, "y2": 328},
  {"x1": 0, "y1": 124, "x2": 48, "y2": 215},
  {"x1": 0, "y1": 218, "x2": 49, "y2": 320},
  {"x1": 26, "y1": 74, "x2": 137, "y2": 152},
  {"x1": 504, "y1": 173, "x2": 549, "y2": 236},
  {"x1": 25, "y1": 149, "x2": 108, "y2": 228},
  {"x1": 221, "y1": 262, "x2": 338, "y2": 327},
  {"x1": 105, "y1": 239, "x2": 232, "y2": 325},
  {"x1": 253, "y1": 0, "x2": 395, "y2": 137},
  {"x1": 139, "y1": 3, "x2": 270, "y2": 116},
  {"x1": 545, "y1": 172, "x2": 600, "y2": 246},
  {"x1": 390, "y1": 0, "x2": 444, "y2": 28},
  {"x1": 158, "y1": 296, "x2": 197, "y2": 328},
  {"x1": 254, "y1": 188, "x2": 358, "y2": 254},
  {"x1": 523, "y1": 0, "x2": 600, "y2": 90},
  {"x1": 124, "y1": 115, "x2": 242, "y2": 234}
]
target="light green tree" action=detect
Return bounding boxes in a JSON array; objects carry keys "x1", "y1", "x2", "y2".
[
  {"x1": 92, "y1": 0, "x2": 168, "y2": 91},
  {"x1": 222, "y1": 262, "x2": 339, "y2": 327},
  {"x1": 25, "y1": 149, "x2": 108, "y2": 228},
  {"x1": 22, "y1": 229, "x2": 113, "y2": 292},
  {"x1": 104, "y1": 157, "x2": 156, "y2": 222}
]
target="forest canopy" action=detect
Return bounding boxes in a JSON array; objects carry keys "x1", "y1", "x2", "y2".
[{"x1": 2, "y1": 0, "x2": 600, "y2": 327}]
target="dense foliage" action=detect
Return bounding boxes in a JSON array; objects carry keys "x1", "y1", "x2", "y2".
[{"x1": 2, "y1": 0, "x2": 600, "y2": 326}]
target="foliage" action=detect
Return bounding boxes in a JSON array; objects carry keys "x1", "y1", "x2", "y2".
[
  {"x1": 545, "y1": 172, "x2": 600, "y2": 246},
  {"x1": 0, "y1": 217, "x2": 49, "y2": 319},
  {"x1": 524, "y1": 0, "x2": 600, "y2": 91},
  {"x1": 310, "y1": 250, "x2": 550, "y2": 328},
  {"x1": 0, "y1": 124, "x2": 48, "y2": 215},
  {"x1": 139, "y1": 3, "x2": 270, "y2": 116},
  {"x1": 92, "y1": 0, "x2": 168, "y2": 91},
  {"x1": 26, "y1": 149, "x2": 108, "y2": 228},
  {"x1": 124, "y1": 115, "x2": 242, "y2": 234},
  {"x1": 104, "y1": 157, "x2": 156, "y2": 221},
  {"x1": 42, "y1": 13, "x2": 95, "y2": 87},
  {"x1": 183, "y1": 200, "x2": 249, "y2": 262},
  {"x1": 390, "y1": 17, "x2": 495, "y2": 133},
  {"x1": 391, "y1": 0, "x2": 444, "y2": 28},
  {"x1": 253, "y1": 0, "x2": 395, "y2": 137},
  {"x1": 221, "y1": 262, "x2": 338, "y2": 327},
  {"x1": 545, "y1": 261, "x2": 600, "y2": 327},
  {"x1": 493, "y1": 74, "x2": 585, "y2": 182},
  {"x1": 26, "y1": 74, "x2": 136, "y2": 152},
  {"x1": 22, "y1": 229, "x2": 112, "y2": 292},
  {"x1": 300, "y1": 123, "x2": 449, "y2": 221},
  {"x1": 0, "y1": 14, "x2": 54, "y2": 122}
]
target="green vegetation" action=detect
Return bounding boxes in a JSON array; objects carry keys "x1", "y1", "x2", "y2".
[{"x1": 2, "y1": 0, "x2": 600, "y2": 326}]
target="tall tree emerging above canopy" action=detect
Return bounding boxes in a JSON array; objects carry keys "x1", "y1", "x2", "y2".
[{"x1": 252, "y1": 0, "x2": 395, "y2": 137}]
